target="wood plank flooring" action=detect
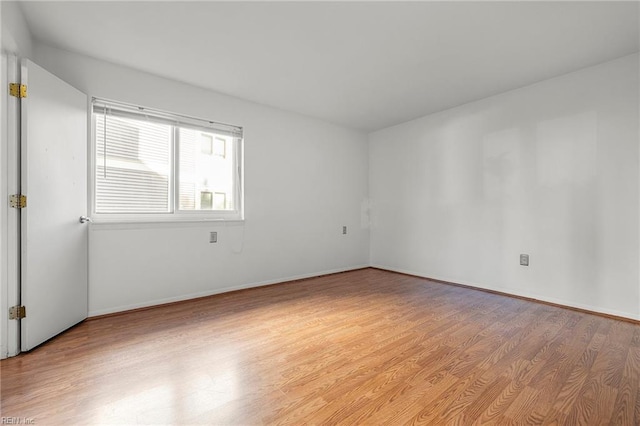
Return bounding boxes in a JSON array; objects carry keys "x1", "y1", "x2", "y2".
[{"x1": 1, "y1": 268, "x2": 639, "y2": 425}]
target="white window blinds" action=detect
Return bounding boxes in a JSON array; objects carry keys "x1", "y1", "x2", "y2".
[{"x1": 95, "y1": 112, "x2": 172, "y2": 213}]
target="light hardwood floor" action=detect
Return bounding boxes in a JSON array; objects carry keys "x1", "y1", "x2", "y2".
[{"x1": 1, "y1": 268, "x2": 639, "y2": 425}]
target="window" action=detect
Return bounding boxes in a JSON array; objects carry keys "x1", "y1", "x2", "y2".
[{"x1": 92, "y1": 98, "x2": 243, "y2": 221}]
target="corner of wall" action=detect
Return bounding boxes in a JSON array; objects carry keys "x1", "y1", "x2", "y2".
[{"x1": 1, "y1": 1, "x2": 34, "y2": 58}]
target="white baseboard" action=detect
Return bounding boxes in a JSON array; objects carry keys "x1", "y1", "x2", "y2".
[
  {"x1": 88, "y1": 264, "x2": 370, "y2": 317},
  {"x1": 370, "y1": 264, "x2": 640, "y2": 322}
]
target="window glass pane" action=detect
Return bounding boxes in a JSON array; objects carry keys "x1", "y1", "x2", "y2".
[
  {"x1": 178, "y1": 129, "x2": 235, "y2": 211},
  {"x1": 213, "y1": 137, "x2": 226, "y2": 158},
  {"x1": 213, "y1": 192, "x2": 227, "y2": 210},
  {"x1": 200, "y1": 134, "x2": 213, "y2": 155},
  {"x1": 200, "y1": 191, "x2": 213, "y2": 210},
  {"x1": 95, "y1": 114, "x2": 172, "y2": 213}
]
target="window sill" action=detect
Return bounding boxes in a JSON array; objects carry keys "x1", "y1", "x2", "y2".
[{"x1": 89, "y1": 217, "x2": 245, "y2": 230}]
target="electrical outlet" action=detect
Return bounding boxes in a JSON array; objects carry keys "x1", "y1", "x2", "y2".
[
  {"x1": 342, "y1": 226, "x2": 347, "y2": 235},
  {"x1": 520, "y1": 254, "x2": 529, "y2": 266},
  {"x1": 210, "y1": 231, "x2": 218, "y2": 243}
]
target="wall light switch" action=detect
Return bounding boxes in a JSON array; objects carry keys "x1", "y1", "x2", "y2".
[
  {"x1": 342, "y1": 226, "x2": 347, "y2": 235},
  {"x1": 520, "y1": 254, "x2": 529, "y2": 266},
  {"x1": 210, "y1": 231, "x2": 218, "y2": 243}
]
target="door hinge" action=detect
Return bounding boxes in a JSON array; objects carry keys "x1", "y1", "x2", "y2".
[
  {"x1": 9, "y1": 306, "x2": 26, "y2": 320},
  {"x1": 9, "y1": 83, "x2": 27, "y2": 98},
  {"x1": 9, "y1": 194, "x2": 27, "y2": 209}
]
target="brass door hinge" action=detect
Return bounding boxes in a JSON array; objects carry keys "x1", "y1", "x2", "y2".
[
  {"x1": 9, "y1": 83, "x2": 27, "y2": 98},
  {"x1": 9, "y1": 306, "x2": 26, "y2": 320},
  {"x1": 9, "y1": 194, "x2": 26, "y2": 209}
]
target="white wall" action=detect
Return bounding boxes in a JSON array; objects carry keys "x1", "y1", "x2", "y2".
[
  {"x1": 34, "y1": 43, "x2": 369, "y2": 316},
  {"x1": 370, "y1": 54, "x2": 640, "y2": 320}
]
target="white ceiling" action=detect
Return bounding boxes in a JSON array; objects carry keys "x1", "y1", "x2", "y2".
[{"x1": 19, "y1": 1, "x2": 639, "y2": 132}]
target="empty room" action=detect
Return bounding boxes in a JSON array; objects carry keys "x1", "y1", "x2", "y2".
[{"x1": 1, "y1": 1, "x2": 639, "y2": 424}]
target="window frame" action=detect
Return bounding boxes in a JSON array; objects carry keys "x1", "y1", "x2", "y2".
[{"x1": 89, "y1": 98, "x2": 244, "y2": 224}]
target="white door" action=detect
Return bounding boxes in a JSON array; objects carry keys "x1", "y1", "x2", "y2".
[{"x1": 20, "y1": 60, "x2": 88, "y2": 351}]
